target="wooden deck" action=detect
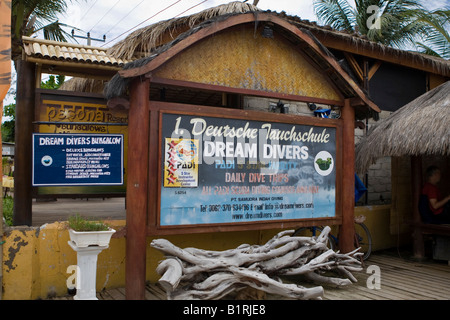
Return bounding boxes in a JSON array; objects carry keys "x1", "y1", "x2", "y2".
[
  {"x1": 53, "y1": 250, "x2": 449, "y2": 301},
  {"x1": 323, "y1": 252, "x2": 449, "y2": 300}
]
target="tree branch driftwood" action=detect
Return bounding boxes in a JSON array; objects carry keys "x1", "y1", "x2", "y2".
[{"x1": 151, "y1": 226, "x2": 363, "y2": 300}]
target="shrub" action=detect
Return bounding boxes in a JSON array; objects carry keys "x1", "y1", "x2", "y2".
[{"x1": 3, "y1": 195, "x2": 13, "y2": 226}]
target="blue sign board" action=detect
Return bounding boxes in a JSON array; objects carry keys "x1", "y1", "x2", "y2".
[{"x1": 32, "y1": 133, "x2": 124, "y2": 186}]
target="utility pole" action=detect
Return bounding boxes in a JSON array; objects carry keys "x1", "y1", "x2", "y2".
[{"x1": 71, "y1": 30, "x2": 106, "y2": 46}]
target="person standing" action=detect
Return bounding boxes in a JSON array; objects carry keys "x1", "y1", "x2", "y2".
[{"x1": 422, "y1": 166, "x2": 450, "y2": 224}]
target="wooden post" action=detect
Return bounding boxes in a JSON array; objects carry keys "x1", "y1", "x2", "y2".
[
  {"x1": 14, "y1": 59, "x2": 36, "y2": 226},
  {"x1": 0, "y1": 0, "x2": 11, "y2": 299},
  {"x1": 411, "y1": 156, "x2": 424, "y2": 259},
  {"x1": 125, "y1": 76, "x2": 150, "y2": 300},
  {"x1": 339, "y1": 99, "x2": 355, "y2": 253}
]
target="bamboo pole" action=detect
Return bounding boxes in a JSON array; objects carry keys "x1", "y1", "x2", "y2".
[{"x1": 22, "y1": 36, "x2": 109, "y2": 52}]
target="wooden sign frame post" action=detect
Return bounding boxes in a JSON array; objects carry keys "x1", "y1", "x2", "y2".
[
  {"x1": 126, "y1": 77, "x2": 151, "y2": 299},
  {"x1": 125, "y1": 83, "x2": 357, "y2": 299}
]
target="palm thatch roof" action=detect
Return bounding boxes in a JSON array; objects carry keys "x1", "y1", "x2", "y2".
[
  {"x1": 60, "y1": 1, "x2": 450, "y2": 94},
  {"x1": 100, "y1": 9, "x2": 383, "y2": 119},
  {"x1": 108, "y1": 1, "x2": 260, "y2": 61},
  {"x1": 60, "y1": 1, "x2": 259, "y2": 91},
  {"x1": 355, "y1": 81, "x2": 450, "y2": 174}
]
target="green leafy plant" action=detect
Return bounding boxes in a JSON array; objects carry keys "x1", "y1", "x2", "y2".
[
  {"x1": 313, "y1": 0, "x2": 450, "y2": 59},
  {"x1": 316, "y1": 157, "x2": 332, "y2": 170},
  {"x1": 3, "y1": 195, "x2": 14, "y2": 226},
  {"x1": 68, "y1": 214, "x2": 110, "y2": 232},
  {"x1": 2, "y1": 103, "x2": 16, "y2": 142}
]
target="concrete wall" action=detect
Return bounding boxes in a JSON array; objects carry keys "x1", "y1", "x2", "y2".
[
  {"x1": 2, "y1": 220, "x2": 281, "y2": 299},
  {"x1": 2, "y1": 221, "x2": 126, "y2": 299},
  {"x1": 355, "y1": 110, "x2": 393, "y2": 206}
]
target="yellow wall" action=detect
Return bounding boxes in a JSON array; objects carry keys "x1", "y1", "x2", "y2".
[
  {"x1": 2, "y1": 221, "x2": 126, "y2": 299},
  {"x1": 2, "y1": 220, "x2": 280, "y2": 299},
  {"x1": 2, "y1": 204, "x2": 409, "y2": 300},
  {"x1": 154, "y1": 25, "x2": 341, "y2": 102},
  {"x1": 355, "y1": 205, "x2": 410, "y2": 252}
]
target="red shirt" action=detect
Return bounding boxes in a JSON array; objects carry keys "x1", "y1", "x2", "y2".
[{"x1": 422, "y1": 182, "x2": 443, "y2": 215}]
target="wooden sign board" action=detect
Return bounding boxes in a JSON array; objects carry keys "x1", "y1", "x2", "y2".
[{"x1": 148, "y1": 102, "x2": 342, "y2": 234}]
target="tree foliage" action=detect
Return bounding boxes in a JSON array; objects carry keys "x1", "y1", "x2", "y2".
[
  {"x1": 2, "y1": 103, "x2": 15, "y2": 142},
  {"x1": 11, "y1": 0, "x2": 80, "y2": 61},
  {"x1": 313, "y1": 0, "x2": 450, "y2": 59},
  {"x1": 2, "y1": 75, "x2": 64, "y2": 142},
  {"x1": 40, "y1": 74, "x2": 65, "y2": 89}
]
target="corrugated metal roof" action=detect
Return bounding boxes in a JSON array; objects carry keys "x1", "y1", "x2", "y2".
[{"x1": 22, "y1": 36, "x2": 130, "y2": 68}]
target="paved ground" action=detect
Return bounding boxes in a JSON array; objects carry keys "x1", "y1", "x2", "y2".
[{"x1": 32, "y1": 197, "x2": 126, "y2": 226}]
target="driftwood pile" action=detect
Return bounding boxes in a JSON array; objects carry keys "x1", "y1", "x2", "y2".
[{"x1": 151, "y1": 226, "x2": 363, "y2": 300}]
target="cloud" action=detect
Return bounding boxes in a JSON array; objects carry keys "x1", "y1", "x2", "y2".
[{"x1": 60, "y1": 0, "x2": 318, "y2": 47}]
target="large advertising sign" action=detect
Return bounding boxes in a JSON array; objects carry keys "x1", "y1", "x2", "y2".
[
  {"x1": 33, "y1": 133, "x2": 124, "y2": 186},
  {"x1": 159, "y1": 112, "x2": 337, "y2": 227}
]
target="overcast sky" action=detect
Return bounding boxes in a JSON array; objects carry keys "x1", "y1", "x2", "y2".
[{"x1": 62, "y1": 0, "x2": 318, "y2": 47}]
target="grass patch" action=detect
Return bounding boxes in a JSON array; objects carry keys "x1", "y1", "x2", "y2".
[{"x1": 67, "y1": 214, "x2": 110, "y2": 231}]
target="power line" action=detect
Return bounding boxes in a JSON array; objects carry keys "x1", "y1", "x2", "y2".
[
  {"x1": 102, "y1": 0, "x2": 182, "y2": 47},
  {"x1": 173, "y1": 0, "x2": 208, "y2": 18},
  {"x1": 80, "y1": 0, "x2": 99, "y2": 22},
  {"x1": 88, "y1": 0, "x2": 122, "y2": 33},
  {"x1": 104, "y1": 0, "x2": 146, "y2": 35}
]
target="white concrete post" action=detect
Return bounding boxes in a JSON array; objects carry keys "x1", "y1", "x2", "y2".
[{"x1": 68, "y1": 241, "x2": 108, "y2": 300}]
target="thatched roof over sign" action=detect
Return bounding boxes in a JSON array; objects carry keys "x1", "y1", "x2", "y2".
[
  {"x1": 108, "y1": 1, "x2": 260, "y2": 61},
  {"x1": 355, "y1": 81, "x2": 450, "y2": 174},
  {"x1": 105, "y1": 1, "x2": 449, "y2": 76},
  {"x1": 59, "y1": 1, "x2": 450, "y2": 94},
  {"x1": 60, "y1": 1, "x2": 258, "y2": 91},
  {"x1": 103, "y1": 10, "x2": 381, "y2": 116}
]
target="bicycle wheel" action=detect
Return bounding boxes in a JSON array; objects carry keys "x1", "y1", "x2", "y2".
[
  {"x1": 293, "y1": 227, "x2": 336, "y2": 251},
  {"x1": 354, "y1": 223, "x2": 372, "y2": 261}
]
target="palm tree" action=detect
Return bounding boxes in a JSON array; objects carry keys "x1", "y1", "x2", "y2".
[
  {"x1": 313, "y1": 0, "x2": 450, "y2": 59},
  {"x1": 11, "y1": 0, "x2": 78, "y2": 64},
  {"x1": 414, "y1": 9, "x2": 450, "y2": 58}
]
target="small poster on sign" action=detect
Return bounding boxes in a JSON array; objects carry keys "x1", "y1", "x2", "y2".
[{"x1": 164, "y1": 138, "x2": 199, "y2": 188}]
